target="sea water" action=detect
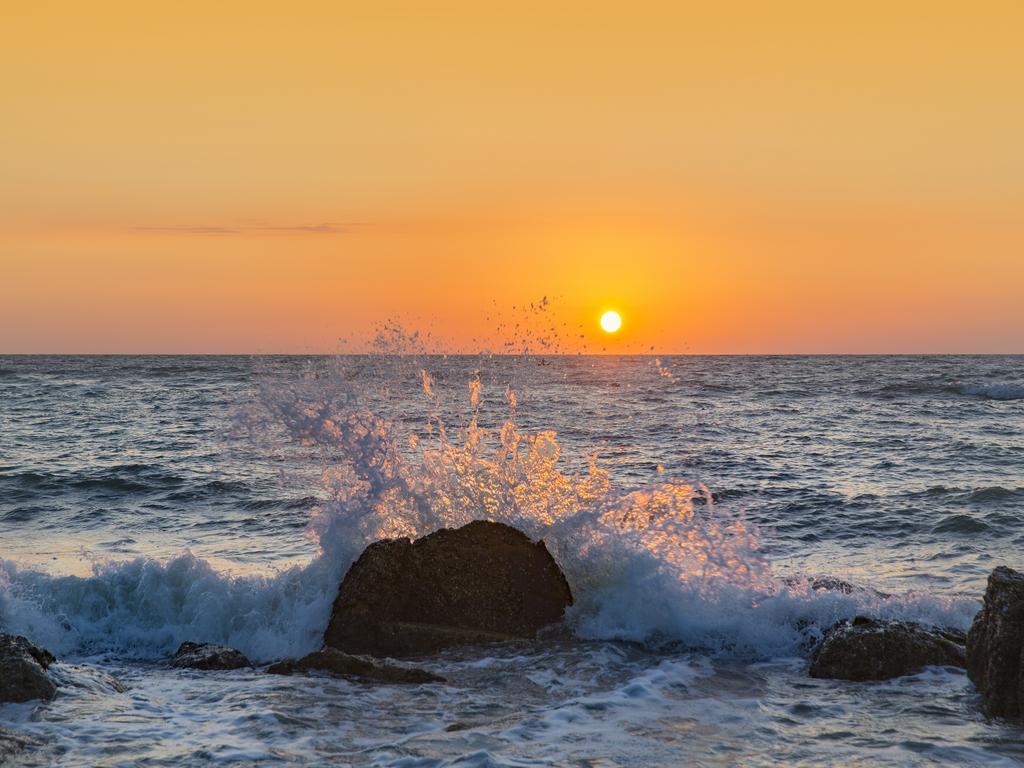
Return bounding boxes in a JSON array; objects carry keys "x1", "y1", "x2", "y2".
[{"x1": 1, "y1": 353, "x2": 1023, "y2": 766}]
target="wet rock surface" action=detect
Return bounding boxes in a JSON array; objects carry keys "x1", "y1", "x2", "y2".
[
  {"x1": 809, "y1": 617, "x2": 966, "y2": 681},
  {"x1": 782, "y1": 575, "x2": 891, "y2": 599},
  {"x1": 49, "y1": 663, "x2": 129, "y2": 694},
  {"x1": 267, "y1": 648, "x2": 445, "y2": 684},
  {"x1": 170, "y1": 641, "x2": 252, "y2": 670},
  {"x1": 324, "y1": 520, "x2": 573, "y2": 657},
  {"x1": 967, "y1": 566, "x2": 1024, "y2": 719},
  {"x1": 0, "y1": 634, "x2": 57, "y2": 703}
]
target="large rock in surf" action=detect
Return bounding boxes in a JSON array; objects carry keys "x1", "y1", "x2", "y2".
[
  {"x1": 0, "y1": 634, "x2": 57, "y2": 703},
  {"x1": 324, "y1": 520, "x2": 573, "y2": 657},
  {"x1": 809, "y1": 617, "x2": 966, "y2": 681},
  {"x1": 267, "y1": 648, "x2": 444, "y2": 684},
  {"x1": 169, "y1": 641, "x2": 252, "y2": 670},
  {"x1": 967, "y1": 566, "x2": 1024, "y2": 718}
]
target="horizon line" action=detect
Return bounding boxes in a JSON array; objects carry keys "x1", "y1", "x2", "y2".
[{"x1": 2, "y1": 351, "x2": 1022, "y2": 358}]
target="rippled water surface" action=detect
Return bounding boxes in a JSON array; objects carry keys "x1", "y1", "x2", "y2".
[{"x1": 1, "y1": 355, "x2": 1022, "y2": 766}]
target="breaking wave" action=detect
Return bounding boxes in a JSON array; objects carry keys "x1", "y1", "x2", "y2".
[
  {"x1": 0, "y1": 352, "x2": 977, "y2": 663},
  {"x1": 0, "y1": 554, "x2": 340, "y2": 663}
]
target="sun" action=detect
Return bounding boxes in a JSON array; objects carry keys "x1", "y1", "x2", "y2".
[{"x1": 600, "y1": 310, "x2": 622, "y2": 334}]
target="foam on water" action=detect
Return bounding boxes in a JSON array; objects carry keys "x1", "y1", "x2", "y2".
[
  {"x1": 0, "y1": 352, "x2": 977, "y2": 664},
  {"x1": 4, "y1": 643, "x2": 1014, "y2": 767}
]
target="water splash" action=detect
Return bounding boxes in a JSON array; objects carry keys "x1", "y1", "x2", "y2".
[
  {"x1": 248, "y1": 346, "x2": 762, "y2": 576},
  {"x1": 0, "y1": 320, "x2": 979, "y2": 661},
  {"x1": 242, "y1": 348, "x2": 973, "y2": 657}
]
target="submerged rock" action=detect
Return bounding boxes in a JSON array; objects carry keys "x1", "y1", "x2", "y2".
[
  {"x1": 809, "y1": 617, "x2": 966, "y2": 681},
  {"x1": 782, "y1": 575, "x2": 891, "y2": 599},
  {"x1": 324, "y1": 520, "x2": 573, "y2": 657},
  {"x1": 967, "y1": 566, "x2": 1024, "y2": 718},
  {"x1": 49, "y1": 663, "x2": 128, "y2": 694},
  {"x1": 0, "y1": 634, "x2": 57, "y2": 703},
  {"x1": 267, "y1": 648, "x2": 444, "y2": 684},
  {"x1": 170, "y1": 641, "x2": 252, "y2": 670},
  {"x1": 808, "y1": 577, "x2": 858, "y2": 594}
]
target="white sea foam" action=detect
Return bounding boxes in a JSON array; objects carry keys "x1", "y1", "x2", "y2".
[{"x1": 0, "y1": 553, "x2": 339, "y2": 662}]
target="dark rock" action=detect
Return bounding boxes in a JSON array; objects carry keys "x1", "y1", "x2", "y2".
[
  {"x1": 324, "y1": 520, "x2": 573, "y2": 657},
  {"x1": 170, "y1": 641, "x2": 252, "y2": 670},
  {"x1": 783, "y1": 575, "x2": 891, "y2": 599},
  {"x1": 810, "y1": 577, "x2": 891, "y2": 599},
  {"x1": 810, "y1": 577, "x2": 857, "y2": 594},
  {"x1": 809, "y1": 617, "x2": 966, "y2": 681},
  {"x1": 967, "y1": 566, "x2": 1024, "y2": 718},
  {"x1": 0, "y1": 634, "x2": 57, "y2": 703},
  {"x1": 267, "y1": 648, "x2": 444, "y2": 684}
]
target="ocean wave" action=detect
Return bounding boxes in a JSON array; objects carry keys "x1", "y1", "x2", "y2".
[
  {"x1": 0, "y1": 358, "x2": 980, "y2": 665},
  {"x1": 931, "y1": 514, "x2": 992, "y2": 535},
  {"x1": 964, "y1": 486, "x2": 1022, "y2": 503},
  {"x1": 869, "y1": 381, "x2": 961, "y2": 399},
  {"x1": 0, "y1": 466, "x2": 250, "y2": 498},
  {"x1": 960, "y1": 384, "x2": 1024, "y2": 401},
  {"x1": 864, "y1": 379, "x2": 1024, "y2": 401},
  {"x1": 0, "y1": 553, "x2": 341, "y2": 663},
  {"x1": 904, "y1": 485, "x2": 1022, "y2": 504},
  {"x1": 0, "y1": 547, "x2": 976, "y2": 666}
]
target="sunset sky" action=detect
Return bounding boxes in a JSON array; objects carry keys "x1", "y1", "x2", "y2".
[{"x1": 2, "y1": 2, "x2": 1022, "y2": 353}]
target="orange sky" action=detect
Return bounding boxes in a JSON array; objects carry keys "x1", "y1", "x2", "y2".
[{"x1": 2, "y1": 1, "x2": 1022, "y2": 353}]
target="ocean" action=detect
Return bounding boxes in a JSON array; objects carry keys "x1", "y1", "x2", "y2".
[{"x1": 1, "y1": 354, "x2": 1022, "y2": 766}]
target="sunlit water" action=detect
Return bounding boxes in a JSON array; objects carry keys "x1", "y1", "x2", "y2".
[{"x1": 1, "y1": 354, "x2": 1023, "y2": 766}]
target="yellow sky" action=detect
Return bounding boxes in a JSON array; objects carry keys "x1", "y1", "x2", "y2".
[{"x1": 2, "y1": 1, "x2": 1022, "y2": 353}]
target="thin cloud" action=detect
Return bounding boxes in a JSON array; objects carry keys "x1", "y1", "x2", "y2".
[{"x1": 131, "y1": 222, "x2": 364, "y2": 235}]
